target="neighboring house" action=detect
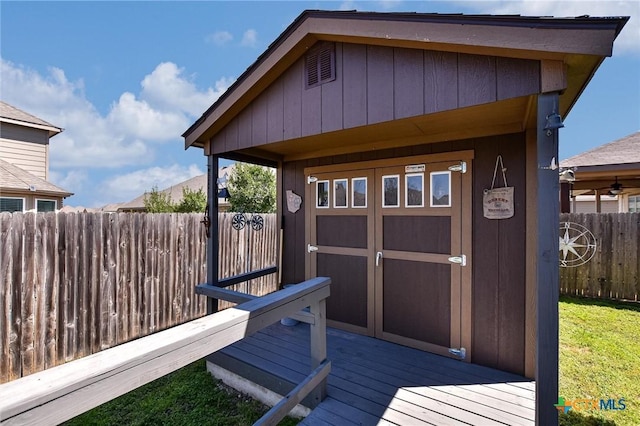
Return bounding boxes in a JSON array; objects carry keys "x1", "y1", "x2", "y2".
[
  {"x1": 115, "y1": 164, "x2": 234, "y2": 212},
  {"x1": 0, "y1": 101, "x2": 72, "y2": 211},
  {"x1": 183, "y1": 10, "x2": 627, "y2": 424},
  {"x1": 560, "y1": 131, "x2": 640, "y2": 213}
]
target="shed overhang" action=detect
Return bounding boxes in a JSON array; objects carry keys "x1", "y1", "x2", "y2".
[{"x1": 232, "y1": 96, "x2": 534, "y2": 162}]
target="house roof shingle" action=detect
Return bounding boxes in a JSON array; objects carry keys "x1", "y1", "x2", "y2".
[
  {"x1": 116, "y1": 165, "x2": 237, "y2": 211},
  {"x1": 0, "y1": 159, "x2": 73, "y2": 197},
  {"x1": 560, "y1": 131, "x2": 640, "y2": 168},
  {"x1": 0, "y1": 101, "x2": 62, "y2": 136},
  {"x1": 117, "y1": 174, "x2": 208, "y2": 211}
]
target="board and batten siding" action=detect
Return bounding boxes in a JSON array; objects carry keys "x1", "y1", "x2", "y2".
[
  {"x1": 210, "y1": 43, "x2": 540, "y2": 153},
  {"x1": 0, "y1": 138, "x2": 48, "y2": 180},
  {"x1": 281, "y1": 132, "x2": 527, "y2": 376}
]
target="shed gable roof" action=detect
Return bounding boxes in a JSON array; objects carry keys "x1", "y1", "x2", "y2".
[{"x1": 183, "y1": 10, "x2": 628, "y2": 150}]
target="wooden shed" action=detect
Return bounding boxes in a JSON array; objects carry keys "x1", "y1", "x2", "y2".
[{"x1": 183, "y1": 10, "x2": 627, "y2": 425}]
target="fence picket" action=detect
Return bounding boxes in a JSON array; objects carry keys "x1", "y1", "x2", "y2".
[
  {"x1": 2, "y1": 211, "x2": 277, "y2": 383},
  {"x1": 560, "y1": 213, "x2": 639, "y2": 301},
  {"x1": 0, "y1": 213, "x2": 15, "y2": 382}
]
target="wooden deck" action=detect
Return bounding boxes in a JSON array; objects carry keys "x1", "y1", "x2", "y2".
[{"x1": 207, "y1": 322, "x2": 536, "y2": 425}]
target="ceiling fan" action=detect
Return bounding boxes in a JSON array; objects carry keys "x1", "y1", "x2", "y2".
[{"x1": 608, "y1": 176, "x2": 623, "y2": 196}]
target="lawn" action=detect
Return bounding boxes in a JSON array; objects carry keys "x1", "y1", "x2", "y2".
[
  {"x1": 62, "y1": 359, "x2": 299, "y2": 426},
  {"x1": 559, "y1": 296, "x2": 640, "y2": 426}
]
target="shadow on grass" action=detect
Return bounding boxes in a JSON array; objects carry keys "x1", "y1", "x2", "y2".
[
  {"x1": 560, "y1": 410, "x2": 616, "y2": 426},
  {"x1": 560, "y1": 294, "x2": 640, "y2": 313}
]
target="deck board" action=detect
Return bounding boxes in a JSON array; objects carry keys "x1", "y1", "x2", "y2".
[{"x1": 207, "y1": 322, "x2": 535, "y2": 425}]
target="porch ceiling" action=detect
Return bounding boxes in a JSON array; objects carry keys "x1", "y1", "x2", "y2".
[
  {"x1": 235, "y1": 96, "x2": 533, "y2": 162},
  {"x1": 569, "y1": 170, "x2": 640, "y2": 196}
]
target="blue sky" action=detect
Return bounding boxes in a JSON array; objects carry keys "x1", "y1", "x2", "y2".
[{"x1": 2, "y1": 1, "x2": 638, "y2": 208}]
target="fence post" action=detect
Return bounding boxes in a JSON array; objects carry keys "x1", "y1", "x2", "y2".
[{"x1": 308, "y1": 297, "x2": 327, "y2": 407}]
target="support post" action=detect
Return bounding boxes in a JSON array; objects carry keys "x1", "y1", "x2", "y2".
[
  {"x1": 536, "y1": 93, "x2": 560, "y2": 426},
  {"x1": 207, "y1": 155, "x2": 220, "y2": 314},
  {"x1": 595, "y1": 189, "x2": 602, "y2": 213},
  {"x1": 308, "y1": 298, "x2": 327, "y2": 407},
  {"x1": 560, "y1": 182, "x2": 571, "y2": 213}
]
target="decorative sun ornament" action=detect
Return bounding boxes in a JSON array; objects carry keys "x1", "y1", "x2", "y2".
[{"x1": 559, "y1": 222, "x2": 597, "y2": 267}]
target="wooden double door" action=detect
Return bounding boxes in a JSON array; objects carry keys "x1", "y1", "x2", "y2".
[{"x1": 305, "y1": 152, "x2": 473, "y2": 359}]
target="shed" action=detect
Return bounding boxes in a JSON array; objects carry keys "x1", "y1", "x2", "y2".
[{"x1": 183, "y1": 10, "x2": 628, "y2": 425}]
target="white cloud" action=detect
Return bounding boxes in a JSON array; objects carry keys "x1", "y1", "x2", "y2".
[
  {"x1": 49, "y1": 169, "x2": 87, "y2": 194},
  {"x1": 461, "y1": 0, "x2": 639, "y2": 55},
  {"x1": 376, "y1": 0, "x2": 403, "y2": 10},
  {"x1": 101, "y1": 164, "x2": 204, "y2": 202},
  {"x1": 0, "y1": 59, "x2": 231, "y2": 169},
  {"x1": 205, "y1": 30, "x2": 233, "y2": 46},
  {"x1": 140, "y1": 62, "x2": 233, "y2": 117},
  {"x1": 107, "y1": 92, "x2": 190, "y2": 141},
  {"x1": 1, "y1": 59, "x2": 152, "y2": 168},
  {"x1": 241, "y1": 29, "x2": 258, "y2": 47},
  {"x1": 339, "y1": 1, "x2": 357, "y2": 11}
]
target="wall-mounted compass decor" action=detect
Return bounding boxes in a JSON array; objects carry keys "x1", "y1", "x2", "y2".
[{"x1": 559, "y1": 222, "x2": 597, "y2": 267}]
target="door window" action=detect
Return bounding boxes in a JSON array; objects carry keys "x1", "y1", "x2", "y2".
[
  {"x1": 316, "y1": 180, "x2": 330, "y2": 208},
  {"x1": 333, "y1": 179, "x2": 348, "y2": 208},
  {"x1": 382, "y1": 175, "x2": 400, "y2": 208},
  {"x1": 352, "y1": 177, "x2": 367, "y2": 208},
  {"x1": 430, "y1": 171, "x2": 451, "y2": 207},
  {"x1": 405, "y1": 173, "x2": 424, "y2": 207}
]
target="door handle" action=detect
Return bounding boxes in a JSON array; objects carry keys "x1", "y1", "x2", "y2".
[{"x1": 376, "y1": 251, "x2": 383, "y2": 267}]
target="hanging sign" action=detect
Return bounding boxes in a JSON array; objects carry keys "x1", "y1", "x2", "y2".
[{"x1": 483, "y1": 155, "x2": 514, "y2": 219}]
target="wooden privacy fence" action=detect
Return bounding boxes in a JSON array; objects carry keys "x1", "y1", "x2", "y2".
[
  {"x1": 560, "y1": 212, "x2": 639, "y2": 301},
  {"x1": 217, "y1": 213, "x2": 279, "y2": 309},
  {"x1": 0, "y1": 212, "x2": 278, "y2": 384},
  {"x1": 0, "y1": 278, "x2": 331, "y2": 426}
]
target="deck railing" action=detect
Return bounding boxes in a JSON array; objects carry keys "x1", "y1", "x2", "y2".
[{"x1": 0, "y1": 277, "x2": 331, "y2": 426}]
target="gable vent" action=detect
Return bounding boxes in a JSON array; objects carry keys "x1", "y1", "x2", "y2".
[{"x1": 305, "y1": 43, "x2": 336, "y2": 89}]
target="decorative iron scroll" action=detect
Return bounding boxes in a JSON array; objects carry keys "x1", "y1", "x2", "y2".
[{"x1": 231, "y1": 213, "x2": 264, "y2": 231}]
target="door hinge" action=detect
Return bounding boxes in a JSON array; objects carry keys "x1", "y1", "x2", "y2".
[
  {"x1": 307, "y1": 244, "x2": 319, "y2": 253},
  {"x1": 448, "y1": 347, "x2": 466, "y2": 359},
  {"x1": 307, "y1": 176, "x2": 318, "y2": 184},
  {"x1": 448, "y1": 254, "x2": 467, "y2": 266},
  {"x1": 448, "y1": 161, "x2": 467, "y2": 173}
]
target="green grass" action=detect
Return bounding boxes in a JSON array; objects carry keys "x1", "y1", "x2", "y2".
[
  {"x1": 559, "y1": 296, "x2": 640, "y2": 426},
  {"x1": 62, "y1": 359, "x2": 299, "y2": 426}
]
